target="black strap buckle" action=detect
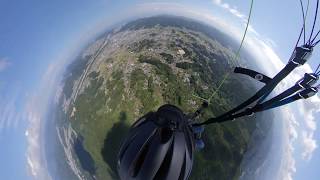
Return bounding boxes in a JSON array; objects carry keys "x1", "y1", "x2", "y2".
[
  {"x1": 298, "y1": 87, "x2": 318, "y2": 99},
  {"x1": 290, "y1": 46, "x2": 313, "y2": 65},
  {"x1": 297, "y1": 73, "x2": 319, "y2": 88},
  {"x1": 245, "y1": 107, "x2": 254, "y2": 116}
]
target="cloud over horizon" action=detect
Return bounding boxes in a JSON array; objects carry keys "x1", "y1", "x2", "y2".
[
  {"x1": 23, "y1": 16, "x2": 106, "y2": 179},
  {"x1": 0, "y1": 87, "x2": 24, "y2": 135},
  {"x1": 212, "y1": 0, "x2": 246, "y2": 20},
  {"x1": 210, "y1": 0, "x2": 319, "y2": 179},
  {"x1": 25, "y1": 62, "x2": 62, "y2": 180}
]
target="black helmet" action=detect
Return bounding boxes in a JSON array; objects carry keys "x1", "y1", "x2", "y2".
[{"x1": 117, "y1": 104, "x2": 195, "y2": 180}]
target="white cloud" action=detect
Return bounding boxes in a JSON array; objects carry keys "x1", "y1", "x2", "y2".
[
  {"x1": 245, "y1": 28, "x2": 320, "y2": 180},
  {"x1": 277, "y1": 63, "x2": 320, "y2": 162},
  {"x1": 301, "y1": 131, "x2": 317, "y2": 160},
  {"x1": 212, "y1": 0, "x2": 279, "y2": 50},
  {"x1": 24, "y1": 14, "x2": 109, "y2": 179},
  {"x1": 245, "y1": 23, "x2": 320, "y2": 180},
  {"x1": 25, "y1": 63, "x2": 61, "y2": 180},
  {"x1": 0, "y1": 57, "x2": 11, "y2": 72},
  {"x1": 212, "y1": 0, "x2": 247, "y2": 22},
  {"x1": 297, "y1": 97, "x2": 320, "y2": 160},
  {"x1": 279, "y1": 108, "x2": 298, "y2": 180},
  {"x1": 0, "y1": 90, "x2": 22, "y2": 134},
  {"x1": 209, "y1": 1, "x2": 319, "y2": 178},
  {"x1": 0, "y1": 58, "x2": 18, "y2": 134}
]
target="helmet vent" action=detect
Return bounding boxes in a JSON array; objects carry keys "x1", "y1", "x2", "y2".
[
  {"x1": 118, "y1": 131, "x2": 139, "y2": 162},
  {"x1": 153, "y1": 139, "x2": 174, "y2": 180},
  {"x1": 130, "y1": 136, "x2": 153, "y2": 177},
  {"x1": 178, "y1": 155, "x2": 186, "y2": 180}
]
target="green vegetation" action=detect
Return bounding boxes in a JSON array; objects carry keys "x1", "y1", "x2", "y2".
[
  {"x1": 160, "y1": 52, "x2": 174, "y2": 64},
  {"x1": 58, "y1": 17, "x2": 270, "y2": 180},
  {"x1": 130, "y1": 39, "x2": 156, "y2": 52}
]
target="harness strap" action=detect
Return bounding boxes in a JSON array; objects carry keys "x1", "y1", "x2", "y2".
[
  {"x1": 195, "y1": 46, "x2": 313, "y2": 126},
  {"x1": 234, "y1": 67, "x2": 271, "y2": 84}
]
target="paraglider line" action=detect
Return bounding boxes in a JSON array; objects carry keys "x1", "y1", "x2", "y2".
[
  {"x1": 299, "y1": 0, "x2": 310, "y2": 44},
  {"x1": 207, "y1": 0, "x2": 254, "y2": 104},
  {"x1": 295, "y1": 27, "x2": 304, "y2": 48},
  {"x1": 310, "y1": 30, "x2": 320, "y2": 44},
  {"x1": 315, "y1": 61, "x2": 320, "y2": 73},
  {"x1": 308, "y1": 0, "x2": 319, "y2": 44}
]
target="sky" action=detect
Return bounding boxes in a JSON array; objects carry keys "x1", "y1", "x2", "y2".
[{"x1": 0, "y1": 0, "x2": 320, "y2": 180}]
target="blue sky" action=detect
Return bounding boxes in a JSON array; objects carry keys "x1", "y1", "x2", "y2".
[{"x1": 0, "y1": 0, "x2": 320, "y2": 180}]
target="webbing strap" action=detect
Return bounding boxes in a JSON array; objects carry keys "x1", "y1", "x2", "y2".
[
  {"x1": 256, "y1": 87, "x2": 318, "y2": 111},
  {"x1": 205, "y1": 95, "x2": 301, "y2": 124},
  {"x1": 196, "y1": 61, "x2": 298, "y2": 126},
  {"x1": 253, "y1": 95, "x2": 301, "y2": 112},
  {"x1": 198, "y1": 87, "x2": 318, "y2": 124},
  {"x1": 255, "y1": 84, "x2": 301, "y2": 109},
  {"x1": 234, "y1": 67, "x2": 272, "y2": 84}
]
